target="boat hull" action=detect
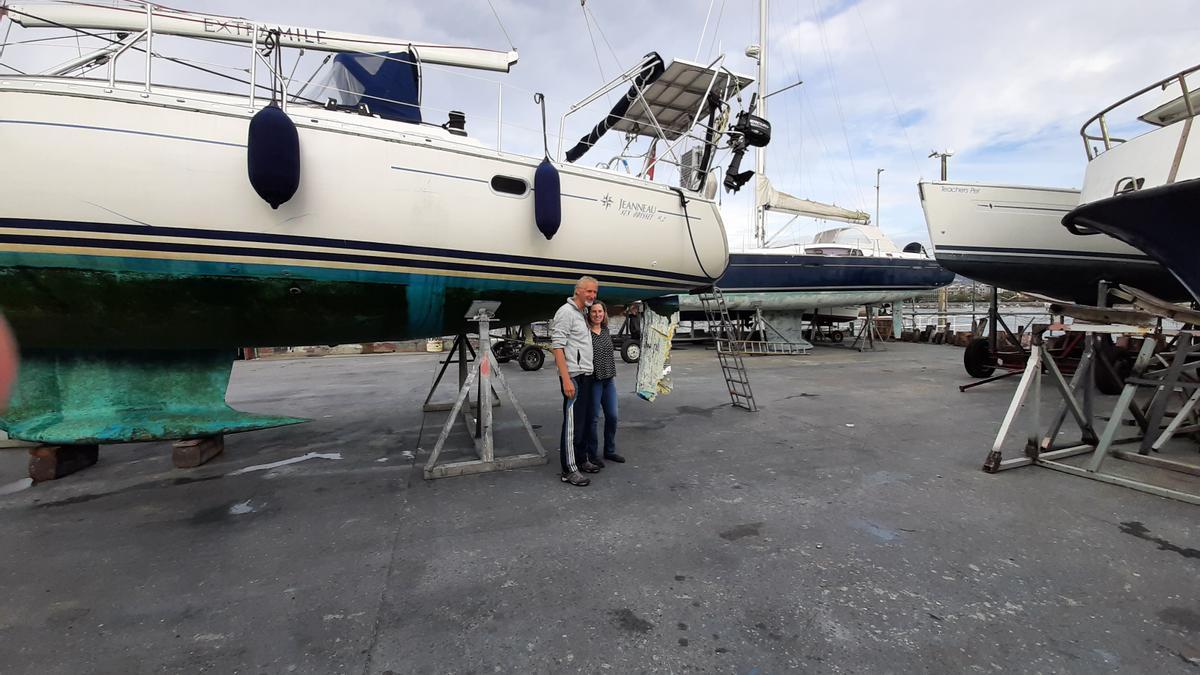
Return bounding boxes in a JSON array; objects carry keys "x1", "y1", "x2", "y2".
[
  {"x1": 0, "y1": 80, "x2": 729, "y2": 349},
  {"x1": 919, "y1": 181, "x2": 1187, "y2": 302},
  {"x1": 677, "y1": 251, "x2": 951, "y2": 320},
  {"x1": 1063, "y1": 178, "x2": 1200, "y2": 304},
  {"x1": 715, "y1": 251, "x2": 953, "y2": 298}
]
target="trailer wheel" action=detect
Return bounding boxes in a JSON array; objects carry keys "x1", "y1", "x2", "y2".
[
  {"x1": 829, "y1": 330, "x2": 844, "y2": 344},
  {"x1": 964, "y1": 338, "x2": 997, "y2": 378},
  {"x1": 519, "y1": 345, "x2": 545, "y2": 371},
  {"x1": 621, "y1": 341, "x2": 641, "y2": 363}
]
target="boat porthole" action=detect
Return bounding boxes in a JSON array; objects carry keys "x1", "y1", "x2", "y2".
[
  {"x1": 288, "y1": 287, "x2": 302, "y2": 295},
  {"x1": 490, "y1": 175, "x2": 529, "y2": 197}
]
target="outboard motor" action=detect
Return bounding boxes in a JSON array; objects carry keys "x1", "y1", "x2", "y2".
[
  {"x1": 723, "y1": 94, "x2": 771, "y2": 193},
  {"x1": 903, "y1": 242, "x2": 927, "y2": 255}
]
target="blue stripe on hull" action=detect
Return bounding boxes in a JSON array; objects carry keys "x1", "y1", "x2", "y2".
[
  {"x1": 0, "y1": 218, "x2": 712, "y2": 287},
  {"x1": 935, "y1": 243, "x2": 1154, "y2": 262}
]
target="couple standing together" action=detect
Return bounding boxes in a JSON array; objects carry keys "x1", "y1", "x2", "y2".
[{"x1": 550, "y1": 276, "x2": 624, "y2": 487}]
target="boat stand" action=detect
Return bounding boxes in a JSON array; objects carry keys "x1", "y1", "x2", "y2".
[
  {"x1": 850, "y1": 304, "x2": 886, "y2": 352},
  {"x1": 982, "y1": 323, "x2": 1200, "y2": 505},
  {"x1": 422, "y1": 302, "x2": 546, "y2": 480},
  {"x1": 423, "y1": 332, "x2": 500, "y2": 413}
]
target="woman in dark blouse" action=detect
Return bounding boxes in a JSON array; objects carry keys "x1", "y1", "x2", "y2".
[{"x1": 585, "y1": 301, "x2": 624, "y2": 466}]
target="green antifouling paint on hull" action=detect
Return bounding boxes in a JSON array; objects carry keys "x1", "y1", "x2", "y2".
[
  {"x1": 0, "y1": 255, "x2": 657, "y2": 349},
  {"x1": 0, "y1": 349, "x2": 306, "y2": 444}
]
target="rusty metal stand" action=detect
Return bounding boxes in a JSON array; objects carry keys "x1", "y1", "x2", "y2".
[
  {"x1": 983, "y1": 323, "x2": 1200, "y2": 505},
  {"x1": 850, "y1": 304, "x2": 886, "y2": 352}
]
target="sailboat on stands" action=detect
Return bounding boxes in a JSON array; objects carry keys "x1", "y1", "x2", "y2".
[
  {"x1": 0, "y1": 1, "x2": 758, "y2": 444},
  {"x1": 678, "y1": 0, "x2": 953, "y2": 341},
  {"x1": 1063, "y1": 62, "x2": 1200, "y2": 305},
  {"x1": 920, "y1": 181, "x2": 1189, "y2": 304}
]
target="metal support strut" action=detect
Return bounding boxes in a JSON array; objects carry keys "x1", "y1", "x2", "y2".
[
  {"x1": 422, "y1": 302, "x2": 547, "y2": 480},
  {"x1": 983, "y1": 317, "x2": 1200, "y2": 505}
]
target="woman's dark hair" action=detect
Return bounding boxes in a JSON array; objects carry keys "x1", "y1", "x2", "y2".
[{"x1": 588, "y1": 300, "x2": 609, "y2": 329}]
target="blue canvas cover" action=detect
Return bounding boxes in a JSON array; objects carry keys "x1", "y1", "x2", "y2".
[{"x1": 321, "y1": 51, "x2": 421, "y2": 124}]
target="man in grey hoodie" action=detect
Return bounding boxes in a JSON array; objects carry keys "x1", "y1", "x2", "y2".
[{"x1": 551, "y1": 276, "x2": 600, "y2": 486}]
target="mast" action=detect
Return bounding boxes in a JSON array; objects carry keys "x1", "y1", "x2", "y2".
[{"x1": 754, "y1": 0, "x2": 768, "y2": 247}]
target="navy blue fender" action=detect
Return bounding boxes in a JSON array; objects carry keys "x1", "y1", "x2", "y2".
[
  {"x1": 247, "y1": 104, "x2": 300, "y2": 209},
  {"x1": 534, "y1": 157, "x2": 561, "y2": 239}
]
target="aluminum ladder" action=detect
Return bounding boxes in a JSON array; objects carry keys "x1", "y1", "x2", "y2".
[{"x1": 697, "y1": 287, "x2": 757, "y2": 412}]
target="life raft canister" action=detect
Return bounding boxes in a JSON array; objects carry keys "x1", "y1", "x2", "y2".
[
  {"x1": 534, "y1": 157, "x2": 561, "y2": 239},
  {"x1": 247, "y1": 103, "x2": 300, "y2": 209}
]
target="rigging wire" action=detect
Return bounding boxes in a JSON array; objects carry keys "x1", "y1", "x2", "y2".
[
  {"x1": 0, "y1": 11, "x2": 13, "y2": 62},
  {"x1": 704, "y1": 0, "x2": 727, "y2": 60},
  {"x1": 579, "y1": 4, "x2": 608, "y2": 88},
  {"x1": 853, "y1": 3, "x2": 921, "y2": 174},
  {"x1": 485, "y1": 0, "x2": 515, "y2": 51},
  {"x1": 582, "y1": 4, "x2": 623, "y2": 72},
  {"x1": 811, "y1": 0, "x2": 867, "y2": 212},
  {"x1": 694, "y1": 0, "x2": 716, "y2": 60},
  {"x1": 283, "y1": 47, "x2": 304, "y2": 92},
  {"x1": 0, "y1": 31, "x2": 123, "y2": 48}
]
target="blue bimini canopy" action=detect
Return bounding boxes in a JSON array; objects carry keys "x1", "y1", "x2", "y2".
[{"x1": 321, "y1": 51, "x2": 422, "y2": 124}]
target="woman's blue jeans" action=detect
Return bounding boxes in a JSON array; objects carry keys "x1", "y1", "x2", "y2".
[{"x1": 586, "y1": 376, "x2": 618, "y2": 459}]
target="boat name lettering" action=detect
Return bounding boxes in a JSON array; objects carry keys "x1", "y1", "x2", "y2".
[
  {"x1": 203, "y1": 18, "x2": 328, "y2": 46},
  {"x1": 938, "y1": 185, "x2": 980, "y2": 194},
  {"x1": 617, "y1": 198, "x2": 657, "y2": 220}
]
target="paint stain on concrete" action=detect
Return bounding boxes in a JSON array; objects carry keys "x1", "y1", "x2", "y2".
[
  {"x1": 609, "y1": 608, "x2": 654, "y2": 633},
  {"x1": 678, "y1": 638, "x2": 689, "y2": 646},
  {"x1": 755, "y1": 622, "x2": 785, "y2": 641},
  {"x1": 674, "y1": 404, "x2": 725, "y2": 418},
  {"x1": 1159, "y1": 607, "x2": 1200, "y2": 632},
  {"x1": 677, "y1": 622, "x2": 688, "y2": 630},
  {"x1": 189, "y1": 504, "x2": 234, "y2": 525},
  {"x1": 853, "y1": 518, "x2": 899, "y2": 542},
  {"x1": 171, "y1": 475, "x2": 222, "y2": 486},
  {"x1": 1119, "y1": 521, "x2": 1200, "y2": 559},
  {"x1": 719, "y1": 522, "x2": 763, "y2": 541}
]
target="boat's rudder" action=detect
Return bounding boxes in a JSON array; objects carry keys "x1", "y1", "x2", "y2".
[{"x1": 0, "y1": 349, "x2": 307, "y2": 444}]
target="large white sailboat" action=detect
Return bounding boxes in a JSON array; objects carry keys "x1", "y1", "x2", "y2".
[{"x1": 0, "y1": 1, "x2": 755, "y2": 443}]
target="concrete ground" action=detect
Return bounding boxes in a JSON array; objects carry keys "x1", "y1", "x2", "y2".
[{"x1": 0, "y1": 342, "x2": 1198, "y2": 674}]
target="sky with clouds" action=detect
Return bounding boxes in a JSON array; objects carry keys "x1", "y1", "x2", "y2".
[{"x1": 6, "y1": 0, "x2": 1198, "y2": 251}]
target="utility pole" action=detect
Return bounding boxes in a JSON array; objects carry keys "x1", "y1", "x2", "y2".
[
  {"x1": 874, "y1": 167, "x2": 884, "y2": 227},
  {"x1": 928, "y1": 149, "x2": 953, "y2": 180}
]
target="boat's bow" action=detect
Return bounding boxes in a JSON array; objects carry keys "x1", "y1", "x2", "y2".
[{"x1": 1063, "y1": 177, "x2": 1200, "y2": 303}]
